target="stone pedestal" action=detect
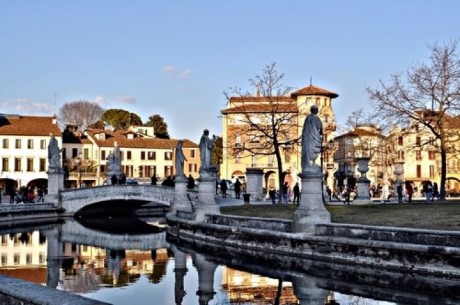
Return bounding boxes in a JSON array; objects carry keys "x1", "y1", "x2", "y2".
[
  {"x1": 354, "y1": 179, "x2": 373, "y2": 204},
  {"x1": 47, "y1": 171, "x2": 64, "y2": 206},
  {"x1": 45, "y1": 228, "x2": 62, "y2": 289},
  {"x1": 245, "y1": 168, "x2": 264, "y2": 202},
  {"x1": 194, "y1": 168, "x2": 220, "y2": 222},
  {"x1": 354, "y1": 157, "x2": 373, "y2": 204},
  {"x1": 170, "y1": 176, "x2": 192, "y2": 215},
  {"x1": 171, "y1": 245, "x2": 188, "y2": 305},
  {"x1": 192, "y1": 253, "x2": 217, "y2": 305},
  {"x1": 293, "y1": 170, "x2": 331, "y2": 233},
  {"x1": 292, "y1": 277, "x2": 329, "y2": 305}
]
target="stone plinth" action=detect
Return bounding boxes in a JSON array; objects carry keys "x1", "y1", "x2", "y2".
[
  {"x1": 194, "y1": 168, "x2": 220, "y2": 222},
  {"x1": 170, "y1": 176, "x2": 192, "y2": 215},
  {"x1": 46, "y1": 171, "x2": 64, "y2": 206},
  {"x1": 354, "y1": 178, "x2": 373, "y2": 205},
  {"x1": 245, "y1": 168, "x2": 264, "y2": 202},
  {"x1": 292, "y1": 277, "x2": 329, "y2": 305},
  {"x1": 293, "y1": 171, "x2": 331, "y2": 233}
]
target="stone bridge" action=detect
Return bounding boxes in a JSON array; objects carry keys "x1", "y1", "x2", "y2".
[{"x1": 59, "y1": 185, "x2": 198, "y2": 215}]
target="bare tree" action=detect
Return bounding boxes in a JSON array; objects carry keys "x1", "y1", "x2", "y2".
[
  {"x1": 367, "y1": 41, "x2": 460, "y2": 200},
  {"x1": 224, "y1": 63, "x2": 300, "y2": 203},
  {"x1": 59, "y1": 100, "x2": 104, "y2": 131}
]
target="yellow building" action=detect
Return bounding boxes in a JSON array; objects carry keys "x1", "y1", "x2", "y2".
[
  {"x1": 220, "y1": 84, "x2": 338, "y2": 192},
  {"x1": 387, "y1": 112, "x2": 460, "y2": 195}
]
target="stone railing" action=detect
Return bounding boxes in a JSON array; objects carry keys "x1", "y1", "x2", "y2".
[{"x1": 205, "y1": 214, "x2": 292, "y2": 232}]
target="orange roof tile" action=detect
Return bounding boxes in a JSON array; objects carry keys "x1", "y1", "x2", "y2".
[
  {"x1": 291, "y1": 85, "x2": 339, "y2": 98},
  {"x1": 85, "y1": 129, "x2": 198, "y2": 149},
  {"x1": 229, "y1": 96, "x2": 294, "y2": 103},
  {"x1": 0, "y1": 115, "x2": 61, "y2": 136},
  {"x1": 221, "y1": 103, "x2": 298, "y2": 114}
]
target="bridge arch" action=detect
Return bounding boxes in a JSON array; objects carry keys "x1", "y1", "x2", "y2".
[{"x1": 59, "y1": 185, "x2": 179, "y2": 215}]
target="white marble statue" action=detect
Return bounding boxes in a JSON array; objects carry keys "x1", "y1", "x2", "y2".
[
  {"x1": 301, "y1": 105, "x2": 323, "y2": 172},
  {"x1": 48, "y1": 134, "x2": 62, "y2": 172}
]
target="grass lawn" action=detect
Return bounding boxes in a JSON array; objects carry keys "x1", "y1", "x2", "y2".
[{"x1": 220, "y1": 201, "x2": 460, "y2": 231}]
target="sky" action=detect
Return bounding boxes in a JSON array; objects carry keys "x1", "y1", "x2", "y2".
[{"x1": 1, "y1": 1, "x2": 459, "y2": 142}]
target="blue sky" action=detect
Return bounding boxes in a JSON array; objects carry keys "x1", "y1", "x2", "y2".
[{"x1": 1, "y1": 1, "x2": 459, "y2": 141}]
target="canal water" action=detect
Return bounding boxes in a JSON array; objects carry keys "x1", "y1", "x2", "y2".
[{"x1": 0, "y1": 216, "x2": 458, "y2": 305}]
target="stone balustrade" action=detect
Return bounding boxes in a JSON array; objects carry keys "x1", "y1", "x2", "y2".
[{"x1": 59, "y1": 185, "x2": 197, "y2": 215}]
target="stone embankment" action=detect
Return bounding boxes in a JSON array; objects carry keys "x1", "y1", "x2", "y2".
[
  {"x1": 167, "y1": 212, "x2": 460, "y2": 279},
  {"x1": 0, "y1": 275, "x2": 109, "y2": 305},
  {"x1": 0, "y1": 203, "x2": 63, "y2": 223}
]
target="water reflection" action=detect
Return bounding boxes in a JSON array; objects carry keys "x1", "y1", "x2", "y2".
[{"x1": 0, "y1": 216, "x2": 458, "y2": 305}]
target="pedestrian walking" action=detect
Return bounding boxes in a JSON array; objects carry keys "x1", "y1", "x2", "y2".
[
  {"x1": 151, "y1": 174, "x2": 157, "y2": 185},
  {"x1": 269, "y1": 188, "x2": 276, "y2": 204},
  {"x1": 220, "y1": 180, "x2": 227, "y2": 198},
  {"x1": 344, "y1": 187, "x2": 351, "y2": 205},
  {"x1": 405, "y1": 182, "x2": 414, "y2": 204},
  {"x1": 397, "y1": 183, "x2": 403, "y2": 204},
  {"x1": 423, "y1": 181, "x2": 433, "y2": 203},
  {"x1": 187, "y1": 174, "x2": 195, "y2": 190},
  {"x1": 234, "y1": 178, "x2": 242, "y2": 199},
  {"x1": 282, "y1": 182, "x2": 289, "y2": 204},
  {"x1": 293, "y1": 182, "x2": 300, "y2": 205},
  {"x1": 9, "y1": 190, "x2": 16, "y2": 204}
]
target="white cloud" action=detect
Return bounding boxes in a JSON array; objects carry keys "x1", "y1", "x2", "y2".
[
  {"x1": 117, "y1": 96, "x2": 136, "y2": 104},
  {"x1": 181, "y1": 68, "x2": 192, "y2": 78},
  {"x1": 163, "y1": 65, "x2": 192, "y2": 80},
  {"x1": 1, "y1": 98, "x2": 55, "y2": 114},
  {"x1": 92, "y1": 95, "x2": 136, "y2": 107},
  {"x1": 93, "y1": 95, "x2": 107, "y2": 105}
]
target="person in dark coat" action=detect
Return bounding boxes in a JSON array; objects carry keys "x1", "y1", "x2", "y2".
[
  {"x1": 397, "y1": 183, "x2": 403, "y2": 204},
  {"x1": 187, "y1": 175, "x2": 195, "y2": 190},
  {"x1": 405, "y1": 182, "x2": 414, "y2": 204},
  {"x1": 234, "y1": 178, "x2": 242, "y2": 199},
  {"x1": 220, "y1": 179, "x2": 228, "y2": 198},
  {"x1": 269, "y1": 188, "x2": 277, "y2": 204},
  {"x1": 293, "y1": 182, "x2": 300, "y2": 205}
]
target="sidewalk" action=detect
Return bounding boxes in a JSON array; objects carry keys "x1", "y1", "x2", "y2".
[{"x1": 217, "y1": 196, "x2": 269, "y2": 206}]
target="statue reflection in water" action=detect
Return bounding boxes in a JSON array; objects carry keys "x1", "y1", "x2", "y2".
[
  {"x1": 6, "y1": 219, "x2": 452, "y2": 305},
  {"x1": 37, "y1": 219, "x2": 342, "y2": 305}
]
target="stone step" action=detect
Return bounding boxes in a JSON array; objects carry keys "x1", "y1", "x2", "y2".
[{"x1": 316, "y1": 223, "x2": 460, "y2": 247}]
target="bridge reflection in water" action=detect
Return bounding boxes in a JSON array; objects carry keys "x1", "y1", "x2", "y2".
[{"x1": 0, "y1": 217, "x2": 458, "y2": 305}]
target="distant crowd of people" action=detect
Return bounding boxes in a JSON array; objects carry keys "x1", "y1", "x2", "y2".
[{"x1": 0, "y1": 186, "x2": 47, "y2": 205}]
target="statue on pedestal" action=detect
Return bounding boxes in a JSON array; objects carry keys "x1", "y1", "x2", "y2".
[
  {"x1": 175, "y1": 140, "x2": 187, "y2": 179},
  {"x1": 301, "y1": 105, "x2": 323, "y2": 173},
  {"x1": 106, "y1": 142, "x2": 122, "y2": 183},
  {"x1": 48, "y1": 134, "x2": 63, "y2": 173},
  {"x1": 199, "y1": 129, "x2": 214, "y2": 174}
]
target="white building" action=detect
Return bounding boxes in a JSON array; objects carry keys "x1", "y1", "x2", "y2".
[{"x1": 0, "y1": 114, "x2": 62, "y2": 196}]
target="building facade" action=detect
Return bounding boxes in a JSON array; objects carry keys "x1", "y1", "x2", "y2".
[
  {"x1": 220, "y1": 84, "x2": 339, "y2": 192},
  {"x1": 63, "y1": 126, "x2": 200, "y2": 187},
  {"x1": 0, "y1": 115, "x2": 62, "y2": 196}
]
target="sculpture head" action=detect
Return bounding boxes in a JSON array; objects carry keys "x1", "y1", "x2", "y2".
[
  {"x1": 203, "y1": 129, "x2": 209, "y2": 136},
  {"x1": 310, "y1": 105, "x2": 319, "y2": 115}
]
